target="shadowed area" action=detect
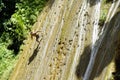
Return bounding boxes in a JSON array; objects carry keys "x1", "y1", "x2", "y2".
[
  {"x1": 28, "y1": 44, "x2": 40, "y2": 65},
  {"x1": 47, "y1": 0, "x2": 55, "y2": 9},
  {"x1": 75, "y1": 45, "x2": 91, "y2": 79},
  {"x1": 91, "y1": 11, "x2": 120, "y2": 80},
  {"x1": 75, "y1": 11, "x2": 120, "y2": 80},
  {"x1": 87, "y1": 0, "x2": 114, "y2": 7},
  {"x1": 114, "y1": 40, "x2": 120, "y2": 80},
  {"x1": 9, "y1": 0, "x2": 120, "y2": 80}
]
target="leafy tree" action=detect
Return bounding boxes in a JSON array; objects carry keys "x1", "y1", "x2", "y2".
[{"x1": 0, "y1": 0, "x2": 47, "y2": 79}]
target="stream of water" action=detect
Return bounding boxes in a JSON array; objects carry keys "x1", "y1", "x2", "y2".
[
  {"x1": 83, "y1": 0, "x2": 101, "y2": 80},
  {"x1": 83, "y1": 0, "x2": 120, "y2": 80}
]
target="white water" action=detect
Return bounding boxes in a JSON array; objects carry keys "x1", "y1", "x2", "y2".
[
  {"x1": 67, "y1": 0, "x2": 89, "y2": 79},
  {"x1": 83, "y1": 0, "x2": 101, "y2": 80},
  {"x1": 83, "y1": 0, "x2": 120, "y2": 80},
  {"x1": 100, "y1": 0, "x2": 120, "y2": 36}
]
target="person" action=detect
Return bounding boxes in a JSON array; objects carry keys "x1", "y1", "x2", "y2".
[{"x1": 30, "y1": 31, "x2": 41, "y2": 43}]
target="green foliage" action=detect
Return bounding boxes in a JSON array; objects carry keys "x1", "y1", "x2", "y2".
[
  {"x1": 0, "y1": 42, "x2": 17, "y2": 80},
  {"x1": 15, "y1": 0, "x2": 47, "y2": 29},
  {"x1": 99, "y1": 9, "x2": 107, "y2": 26},
  {"x1": 99, "y1": 0, "x2": 111, "y2": 26},
  {"x1": 0, "y1": 0, "x2": 47, "y2": 53},
  {"x1": 0, "y1": 0, "x2": 47, "y2": 80},
  {"x1": 0, "y1": 0, "x2": 4, "y2": 12}
]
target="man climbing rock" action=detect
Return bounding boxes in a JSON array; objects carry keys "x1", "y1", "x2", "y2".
[{"x1": 30, "y1": 30, "x2": 42, "y2": 43}]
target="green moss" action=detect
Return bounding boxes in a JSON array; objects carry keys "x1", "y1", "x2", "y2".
[{"x1": 99, "y1": 0, "x2": 111, "y2": 26}]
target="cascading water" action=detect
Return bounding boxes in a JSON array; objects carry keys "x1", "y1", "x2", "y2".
[
  {"x1": 9, "y1": 0, "x2": 120, "y2": 80},
  {"x1": 83, "y1": 0, "x2": 120, "y2": 80},
  {"x1": 83, "y1": 0, "x2": 101, "y2": 80}
]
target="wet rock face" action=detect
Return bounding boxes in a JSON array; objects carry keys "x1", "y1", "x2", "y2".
[
  {"x1": 10, "y1": 0, "x2": 120, "y2": 80},
  {"x1": 113, "y1": 31, "x2": 120, "y2": 80}
]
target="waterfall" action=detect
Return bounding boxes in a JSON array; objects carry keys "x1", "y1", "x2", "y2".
[
  {"x1": 9, "y1": 0, "x2": 120, "y2": 80},
  {"x1": 83, "y1": 0, "x2": 101, "y2": 80},
  {"x1": 83, "y1": 0, "x2": 120, "y2": 80}
]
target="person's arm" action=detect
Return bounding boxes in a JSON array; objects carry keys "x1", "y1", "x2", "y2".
[{"x1": 35, "y1": 31, "x2": 41, "y2": 34}]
